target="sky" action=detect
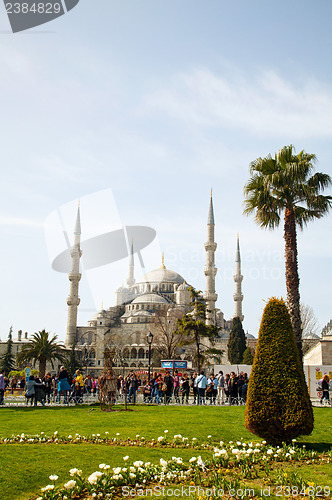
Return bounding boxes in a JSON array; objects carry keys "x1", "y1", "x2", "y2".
[{"x1": 0, "y1": 0, "x2": 331, "y2": 344}]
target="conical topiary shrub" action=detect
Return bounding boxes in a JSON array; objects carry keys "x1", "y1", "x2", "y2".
[{"x1": 245, "y1": 297, "x2": 313, "y2": 445}]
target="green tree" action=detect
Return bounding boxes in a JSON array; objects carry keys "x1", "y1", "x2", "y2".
[
  {"x1": 227, "y1": 317, "x2": 246, "y2": 363},
  {"x1": 242, "y1": 346, "x2": 254, "y2": 365},
  {"x1": 245, "y1": 297, "x2": 313, "y2": 445},
  {"x1": 16, "y1": 330, "x2": 65, "y2": 378},
  {"x1": 0, "y1": 327, "x2": 15, "y2": 375},
  {"x1": 244, "y1": 145, "x2": 332, "y2": 363},
  {"x1": 177, "y1": 288, "x2": 222, "y2": 372},
  {"x1": 63, "y1": 343, "x2": 82, "y2": 379}
]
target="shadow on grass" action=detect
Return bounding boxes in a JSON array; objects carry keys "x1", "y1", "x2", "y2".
[{"x1": 299, "y1": 441, "x2": 332, "y2": 453}]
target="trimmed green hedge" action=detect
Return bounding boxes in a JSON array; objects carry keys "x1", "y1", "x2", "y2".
[{"x1": 245, "y1": 297, "x2": 313, "y2": 445}]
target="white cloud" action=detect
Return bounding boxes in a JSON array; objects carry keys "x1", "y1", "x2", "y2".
[{"x1": 140, "y1": 68, "x2": 332, "y2": 138}]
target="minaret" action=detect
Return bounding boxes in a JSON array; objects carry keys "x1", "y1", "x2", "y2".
[
  {"x1": 204, "y1": 191, "x2": 218, "y2": 325},
  {"x1": 233, "y1": 234, "x2": 244, "y2": 322},
  {"x1": 65, "y1": 203, "x2": 82, "y2": 347},
  {"x1": 127, "y1": 240, "x2": 135, "y2": 288}
]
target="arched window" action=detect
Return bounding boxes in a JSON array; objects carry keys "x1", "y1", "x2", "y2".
[
  {"x1": 130, "y1": 362, "x2": 136, "y2": 367},
  {"x1": 138, "y1": 348, "x2": 144, "y2": 359},
  {"x1": 131, "y1": 348, "x2": 137, "y2": 359},
  {"x1": 123, "y1": 347, "x2": 129, "y2": 358}
]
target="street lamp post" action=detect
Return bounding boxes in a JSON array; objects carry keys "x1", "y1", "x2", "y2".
[{"x1": 147, "y1": 332, "x2": 154, "y2": 383}]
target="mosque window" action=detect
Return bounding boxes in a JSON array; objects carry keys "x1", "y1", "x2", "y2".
[
  {"x1": 131, "y1": 348, "x2": 137, "y2": 358},
  {"x1": 138, "y1": 348, "x2": 144, "y2": 359},
  {"x1": 123, "y1": 347, "x2": 129, "y2": 358}
]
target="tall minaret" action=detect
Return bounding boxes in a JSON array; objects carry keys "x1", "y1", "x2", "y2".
[
  {"x1": 127, "y1": 240, "x2": 135, "y2": 288},
  {"x1": 233, "y1": 234, "x2": 244, "y2": 322},
  {"x1": 65, "y1": 203, "x2": 82, "y2": 347},
  {"x1": 204, "y1": 190, "x2": 218, "y2": 325}
]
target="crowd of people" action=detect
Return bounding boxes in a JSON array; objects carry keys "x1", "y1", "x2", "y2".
[
  {"x1": 114, "y1": 369, "x2": 249, "y2": 405},
  {"x1": 1, "y1": 367, "x2": 330, "y2": 407},
  {"x1": 0, "y1": 367, "x2": 250, "y2": 406},
  {"x1": 0, "y1": 367, "x2": 99, "y2": 406}
]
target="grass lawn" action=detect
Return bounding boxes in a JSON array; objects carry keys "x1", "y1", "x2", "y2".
[{"x1": 0, "y1": 405, "x2": 331, "y2": 500}]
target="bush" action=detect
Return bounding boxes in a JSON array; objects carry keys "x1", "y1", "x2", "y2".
[
  {"x1": 242, "y1": 347, "x2": 253, "y2": 365},
  {"x1": 227, "y1": 317, "x2": 246, "y2": 363},
  {"x1": 245, "y1": 297, "x2": 313, "y2": 445}
]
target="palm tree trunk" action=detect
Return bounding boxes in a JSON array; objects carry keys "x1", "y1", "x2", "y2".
[
  {"x1": 284, "y1": 208, "x2": 303, "y2": 364},
  {"x1": 39, "y1": 359, "x2": 46, "y2": 379}
]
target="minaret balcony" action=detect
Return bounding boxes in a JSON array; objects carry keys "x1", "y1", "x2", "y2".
[
  {"x1": 68, "y1": 272, "x2": 82, "y2": 282},
  {"x1": 233, "y1": 293, "x2": 243, "y2": 301},
  {"x1": 204, "y1": 292, "x2": 218, "y2": 302},
  {"x1": 204, "y1": 267, "x2": 217, "y2": 277},
  {"x1": 67, "y1": 297, "x2": 81, "y2": 306},
  {"x1": 233, "y1": 274, "x2": 243, "y2": 283},
  {"x1": 204, "y1": 242, "x2": 217, "y2": 252},
  {"x1": 70, "y1": 247, "x2": 82, "y2": 259}
]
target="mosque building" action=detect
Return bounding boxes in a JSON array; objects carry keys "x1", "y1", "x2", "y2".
[{"x1": 64, "y1": 194, "x2": 253, "y2": 374}]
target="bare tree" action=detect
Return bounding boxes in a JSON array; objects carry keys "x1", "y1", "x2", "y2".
[
  {"x1": 300, "y1": 303, "x2": 320, "y2": 355},
  {"x1": 300, "y1": 303, "x2": 320, "y2": 338},
  {"x1": 151, "y1": 307, "x2": 184, "y2": 360}
]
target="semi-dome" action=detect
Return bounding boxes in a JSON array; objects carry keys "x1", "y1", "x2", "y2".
[
  {"x1": 136, "y1": 268, "x2": 185, "y2": 285},
  {"x1": 131, "y1": 293, "x2": 169, "y2": 304}
]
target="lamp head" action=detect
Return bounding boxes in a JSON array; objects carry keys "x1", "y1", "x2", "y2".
[{"x1": 147, "y1": 332, "x2": 154, "y2": 345}]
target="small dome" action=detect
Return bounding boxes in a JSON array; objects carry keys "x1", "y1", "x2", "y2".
[
  {"x1": 178, "y1": 281, "x2": 190, "y2": 291},
  {"x1": 136, "y1": 268, "x2": 185, "y2": 285},
  {"x1": 131, "y1": 293, "x2": 169, "y2": 304},
  {"x1": 133, "y1": 310, "x2": 153, "y2": 317},
  {"x1": 245, "y1": 333, "x2": 255, "y2": 339}
]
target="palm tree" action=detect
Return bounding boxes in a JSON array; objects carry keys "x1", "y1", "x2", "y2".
[
  {"x1": 17, "y1": 330, "x2": 65, "y2": 378},
  {"x1": 244, "y1": 145, "x2": 332, "y2": 363}
]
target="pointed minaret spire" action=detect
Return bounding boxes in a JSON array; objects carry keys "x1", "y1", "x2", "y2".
[
  {"x1": 233, "y1": 234, "x2": 244, "y2": 322},
  {"x1": 65, "y1": 202, "x2": 82, "y2": 347},
  {"x1": 160, "y1": 252, "x2": 166, "y2": 269},
  {"x1": 204, "y1": 191, "x2": 218, "y2": 325},
  {"x1": 207, "y1": 188, "x2": 215, "y2": 225},
  {"x1": 127, "y1": 239, "x2": 135, "y2": 288}
]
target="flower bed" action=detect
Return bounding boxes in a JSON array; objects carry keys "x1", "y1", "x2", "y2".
[{"x1": 3, "y1": 432, "x2": 329, "y2": 499}]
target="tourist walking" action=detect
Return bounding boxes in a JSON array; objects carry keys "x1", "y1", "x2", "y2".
[
  {"x1": 42, "y1": 373, "x2": 52, "y2": 404},
  {"x1": 57, "y1": 366, "x2": 71, "y2": 404},
  {"x1": 127, "y1": 372, "x2": 138, "y2": 404},
  {"x1": 217, "y1": 371, "x2": 225, "y2": 405},
  {"x1": 321, "y1": 374, "x2": 330, "y2": 405},
  {"x1": 196, "y1": 371, "x2": 208, "y2": 405},
  {"x1": 180, "y1": 373, "x2": 190, "y2": 404},
  {"x1": 228, "y1": 372, "x2": 239, "y2": 404},
  {"x1": 163, "y1": 371, "x2": 173, "y2": 404},
  {"x1": 173, "y1": 370, "x2": 181, "y2": 403},
  {"x1": 191, "y1": 372, "x2": 198, "y2": 405},
  {"x1": 0, "y1": 370, "x2": 5, "y2": 405},
  {"x1": 25, "y1": 375, "x2": 45, "y2": 406}
]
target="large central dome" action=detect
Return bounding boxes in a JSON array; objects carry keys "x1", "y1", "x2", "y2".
[{"x1": 136, "y1": 267, "x2": 185, "y2": 285}]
